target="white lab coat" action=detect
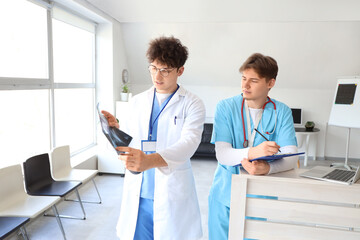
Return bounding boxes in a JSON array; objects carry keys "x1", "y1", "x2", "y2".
[{"x1": 116, "y1": 85, "x2": 205, "y2": 240}]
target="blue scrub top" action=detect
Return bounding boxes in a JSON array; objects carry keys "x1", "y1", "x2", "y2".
[
  {"x1": 210, "y1": 94, "x2": 297, "y2": 207},
  {"x1": 140, "y1": 93, "x2": 173, "y2": 199}
]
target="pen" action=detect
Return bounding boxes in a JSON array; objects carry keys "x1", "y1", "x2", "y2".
[
  {"x1": 174, "y1": 116, "x2": 177, "y2": 125},
  {"x1": 254, "y1": 128, "x2": 281, "y2": 153}
]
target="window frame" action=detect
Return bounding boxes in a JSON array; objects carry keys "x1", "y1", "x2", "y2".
[{"x1": 0, "y1": 1, "x2": 97, "y2": 157}]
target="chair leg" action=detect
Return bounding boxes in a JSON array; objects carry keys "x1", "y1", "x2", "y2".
[
  {"x1": 74, "y1": 188, "x2": 86, "y2": 220},
  {"x1": 44, "y1": 189, "x2": 86, "y2": 220},
  {"x1": 19, "y1": 226, "x2": 29, "y2": 240},
  {"x1": 92, "y1": 178, "x2": 102, "y2": 204},
  {"x1": 52, "y1": 205, "x2": 67, "y2": 240},
  {"x1": 64, "y1": 178, "x2": 102, "y2": 204}
]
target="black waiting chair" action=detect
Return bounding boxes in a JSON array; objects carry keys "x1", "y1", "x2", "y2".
[
  {"x1": 0, "y1": 217, "x2": 30, "y2": 240},
  {"x1": 23, "y1": 153, "x2": 86, "y2": 220}
]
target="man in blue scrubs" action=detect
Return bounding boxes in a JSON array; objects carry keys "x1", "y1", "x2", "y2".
[{"x1": 208, "y1": 53, "x2": 299, "y2": 239}]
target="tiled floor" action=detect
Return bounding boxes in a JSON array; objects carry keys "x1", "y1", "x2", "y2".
[{"x1": 5, "y1": 157, "x2": 359, "y2": 240}]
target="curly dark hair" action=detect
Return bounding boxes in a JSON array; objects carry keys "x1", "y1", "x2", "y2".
[
  {"x1": 146, "y1": 36, "x2": 188, "y2": 69},
  {"x1": 239, "y1": 53, "x2": 278, "y2": 81}
]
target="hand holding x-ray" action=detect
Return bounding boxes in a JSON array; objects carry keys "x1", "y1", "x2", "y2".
[
  {"x1": 97, "y1": 103, "x2": 132, "y2": 154},
  {"x1": 101, "y1": 110, "x2": 119, "y2": 129},
  {"x1": 97, "y1": 103, "x2": 140, "y2": 174}
]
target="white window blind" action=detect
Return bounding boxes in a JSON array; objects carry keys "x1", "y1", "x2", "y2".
[{"x1": 52, "y1": 4, "x2": 96, "y2": 34}]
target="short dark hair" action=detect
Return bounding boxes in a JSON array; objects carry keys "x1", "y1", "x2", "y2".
[
  {"x1": 146, "y1": 36, "x2": 188, "y2": 69},
  {"x1": 239, "y1": 53, "x2": 278, "y2": 81}
]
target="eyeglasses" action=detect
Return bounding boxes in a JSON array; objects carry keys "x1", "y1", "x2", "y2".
[{"x1": 148, "y1": 65, "x2": 175, "y2": 77}]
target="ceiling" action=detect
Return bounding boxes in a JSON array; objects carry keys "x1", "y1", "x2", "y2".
[{"x1": 85, "y1": 0, "x2": 360, "y2": 23}]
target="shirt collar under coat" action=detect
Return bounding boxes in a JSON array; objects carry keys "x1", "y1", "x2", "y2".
[{"x1": 146, "y1": 84, "x2": 186, "y2": 110}]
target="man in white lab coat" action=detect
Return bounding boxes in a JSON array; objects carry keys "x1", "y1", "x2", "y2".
[{"x1": 102, "y1": 36, "x2": 205, "y2": 240}]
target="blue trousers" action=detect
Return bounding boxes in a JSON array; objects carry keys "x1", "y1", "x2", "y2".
[
  {"x1": 134, "y1": 197, "x2": 154, "y2": 240},
  {"x1": 208, "y1": 195, "x2": 230, "y2": 240}
]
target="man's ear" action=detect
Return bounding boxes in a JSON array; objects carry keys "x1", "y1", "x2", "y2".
[
  {"x1": 177, "y1": 66, "x2": 184, "y2": 76},
  {"x1": 268, "y1": 78, "x2": 276, "y2": 89}
]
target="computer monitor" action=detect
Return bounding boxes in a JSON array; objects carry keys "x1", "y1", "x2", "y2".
[{"x1": 291, "y1": 108, "x2": 302, "y2": 126}]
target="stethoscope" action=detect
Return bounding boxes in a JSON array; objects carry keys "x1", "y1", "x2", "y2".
[{"x1": 241, "y1": 96, "x2": 277, "y2": 148}]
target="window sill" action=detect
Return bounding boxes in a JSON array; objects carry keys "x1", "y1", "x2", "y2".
[{"x1": 71, "y1": 145, "x2": 98, "y2": 170}]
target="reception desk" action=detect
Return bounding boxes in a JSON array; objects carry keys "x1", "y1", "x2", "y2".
[{"x1": 229, "y1": 169, "x2": 360, "y2": 240}]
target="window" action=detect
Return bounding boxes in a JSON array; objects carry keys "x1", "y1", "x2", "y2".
[
  {"x1": 52, "y1": 13, "x2": 96, "y2": 152},
  {"x1": 54, "y1": 88, "x2": 95, "y2": 151},
  {"x1": 0, "y1": 0, "x2": 97, "y2": 168},
  {"x1": 52, "y1": 18, "x2": 94, "y2": 84},
  {"x1": 0, "y1": 0, "x2": 48, "y2": 79},
  {"x1": 0, "y1": 90, "x2": 50, "y2": 166}
]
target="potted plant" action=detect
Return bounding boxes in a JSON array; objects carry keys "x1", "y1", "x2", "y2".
[
  {"x1": 305, "y1": 121, "x2": 315, "y2": 131},
  {"x1": 120, "y1": 84, "x2": 129, "y2": 102}
]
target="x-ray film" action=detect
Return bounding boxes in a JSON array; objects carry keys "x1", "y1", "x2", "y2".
[{"x1": 97, "y1": 103, "x2": 132, "y2": 154}]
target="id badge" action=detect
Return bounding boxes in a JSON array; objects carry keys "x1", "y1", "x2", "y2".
[{"x1": 141, "y1": 140, "x2": 156, "y2": 154}]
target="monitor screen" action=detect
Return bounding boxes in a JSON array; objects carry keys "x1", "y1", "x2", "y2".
[
  {"x1": 291, "y1": 108, "x2": 302, "y2": 125},
  {"x1": 335, "y1": 84, "x2": 357, "y2": 105}
]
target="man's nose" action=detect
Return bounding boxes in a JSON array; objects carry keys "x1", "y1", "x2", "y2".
[
  {"x1": 155, "y1": 70, "x2": 162, "y2": 80},
  {"x1": 243, "y1": 80, "x2": 250, "y2": 89}
]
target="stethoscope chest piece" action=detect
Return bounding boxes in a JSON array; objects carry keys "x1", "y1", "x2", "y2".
[{"x1": 243, "y1": 140, "x2": 248, "y2": 148}]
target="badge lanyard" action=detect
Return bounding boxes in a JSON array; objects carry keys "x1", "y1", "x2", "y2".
[
  {"x1": 244, "y1": 100, "x2": 263, "y2": 148},
  {"x1": 148, "y1": 85, "x2": 179, "y2": 140}
]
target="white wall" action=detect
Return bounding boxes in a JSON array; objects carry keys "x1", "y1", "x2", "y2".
[
  {"x1": 121, "y1": 21, "x2": 360, "y2": 161},
  {"x1": 57, "y1": 0, "x2": 360, "y2": 162}
]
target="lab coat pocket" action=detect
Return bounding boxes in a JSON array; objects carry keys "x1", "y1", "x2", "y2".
[
  {"x1": 172, "y1": 116, "x2": 184, "y2": 128},
  {"x1": 167, "y1": 117, "x2": 184, "y2": 143}
]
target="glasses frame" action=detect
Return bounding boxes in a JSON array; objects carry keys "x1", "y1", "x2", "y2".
[{"x1": 148, "y1": 65, "x2": 175, "y2": 77}]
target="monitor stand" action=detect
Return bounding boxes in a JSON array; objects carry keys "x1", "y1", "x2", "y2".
[{"x1": 330, "y1": 128, "x2": 357, "y2": 170}]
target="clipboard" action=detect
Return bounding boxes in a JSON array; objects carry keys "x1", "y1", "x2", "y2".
[
  {"x1": 236, "y1": 152, "x2": 305, "y2": 167},
  {"x1": 249, "y1": 152, "x2": 305, "y2": 162}
]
